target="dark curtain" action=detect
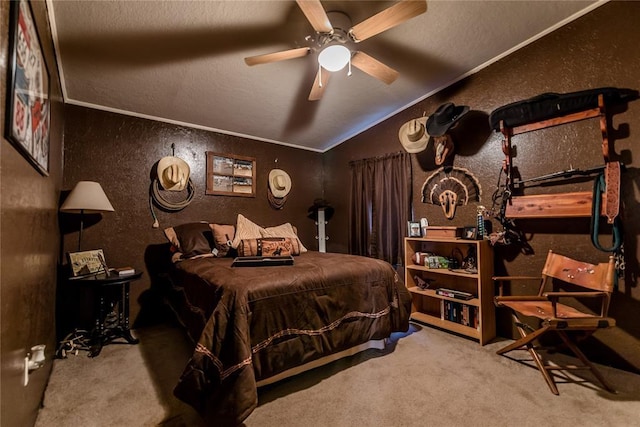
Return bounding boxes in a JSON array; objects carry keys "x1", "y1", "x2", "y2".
[{"x1": 349, "y1": 152, "x2": 412, "y2": 266}]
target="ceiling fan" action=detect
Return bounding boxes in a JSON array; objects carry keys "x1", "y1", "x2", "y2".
[{"x1": 244, "y1": 0, "x2": 427, "y2": 101}]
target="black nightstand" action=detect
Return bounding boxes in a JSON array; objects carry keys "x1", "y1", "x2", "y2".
[{"x1": 70, "y1": 270, "x2": 143, "y2": 357}]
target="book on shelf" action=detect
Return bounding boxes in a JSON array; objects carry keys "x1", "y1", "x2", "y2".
[
  {"x1": 440, "y1": 300, "x2": 479, "y2": 328},
  {"x1": 114, "y1": 266, "x2": 135, "y2": 276},
  {"x1": 435, "y1": 288, "x2": 474, "y2": 300}
]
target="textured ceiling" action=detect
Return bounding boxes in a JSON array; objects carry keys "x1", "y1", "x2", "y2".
[{"x1": 48, "y1": 0, "x2": 603, "y2": 152}]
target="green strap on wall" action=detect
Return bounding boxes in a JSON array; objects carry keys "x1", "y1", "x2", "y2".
[
  {"x1": 590, "y1": 173, "x2": 623, "y2": 252},
  {"x1": 591, "y1": 172, "x2": 623, "y2": 289}
]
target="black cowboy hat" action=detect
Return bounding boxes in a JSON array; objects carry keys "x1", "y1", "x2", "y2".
[
  {"x1": 307, "y1": 198, "x2": 334, "y2": 222},
  {"x1": 426, "y1": 102, "x2": 470, "y2": 136}
]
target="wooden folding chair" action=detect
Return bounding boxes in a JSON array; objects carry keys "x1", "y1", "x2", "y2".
[{"x1": 493, "y1": 250, "x2": 616, "y2": 395}]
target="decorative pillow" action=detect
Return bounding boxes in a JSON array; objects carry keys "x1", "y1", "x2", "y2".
[
  {"x1": 231, "y1": 214, "x2": 265, "y2": 249},
  {"x1": 237, "y1": 237, "x2": 296, "y2": 257},
  {"x1": 209, "y1": 224, "x2": 236, "y2": 257},
  {"x1": 163, "y1": 227, "x2": 181, "y2": 249},
  {"x1": 163, "y1": 222, "x2": 214, "y2": 259},
  {"x1": 262, "y1": 222, "x2": 308, "y2": 252}
]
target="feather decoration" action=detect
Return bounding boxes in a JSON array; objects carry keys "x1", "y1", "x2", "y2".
[{"x1": 421, "y1": 167, "x2": 481, "y2": 219}]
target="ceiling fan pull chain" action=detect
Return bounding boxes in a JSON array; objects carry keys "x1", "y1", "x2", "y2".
[
  {"x1": 348, "y1": 56, "x2": 352, "y2": 77},
  {"x1": 318, "y1": 65, "x2": 323, "y2": 88}
]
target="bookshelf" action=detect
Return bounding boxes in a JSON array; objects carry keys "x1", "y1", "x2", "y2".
[{"x1": 404, "y1": 237, "x2": 495, "y2": 345}]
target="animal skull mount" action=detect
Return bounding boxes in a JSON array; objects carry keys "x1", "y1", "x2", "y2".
[
  {"x1": 422, "y1": 167, "x2": 481, "y2": 220},
  {"x1": 438, "y1": 190, "x2": 459, "y2": 219},
  {"x1": 434, "y1": 134, "x2": 454, "y2": 166}
]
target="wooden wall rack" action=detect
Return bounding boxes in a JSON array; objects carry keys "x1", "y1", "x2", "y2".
[{"x1": 500, "y1": 94, "x2": 617, "y2": 220}]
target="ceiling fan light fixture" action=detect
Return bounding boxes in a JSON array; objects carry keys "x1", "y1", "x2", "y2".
[{"x1": 318, "y1": 44, "x2": 351, "y2": 72}]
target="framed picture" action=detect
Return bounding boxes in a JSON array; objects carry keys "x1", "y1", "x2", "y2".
[
  {"x1": 67, "y1": 249, "x2": 108, "y2": 278},
  {"x1": 407, "y1": 221, "x2": 422, "y2": 237},
  {"x1": 206, "y1": 152, "x2": 256, "y2": 197},
  {"x1": 5, "y1": 0, "x2": 51, "y2": 176}
]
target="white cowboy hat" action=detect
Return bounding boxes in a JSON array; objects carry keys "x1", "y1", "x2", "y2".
[
  {"x1": 157, "y1": 156, "x2": 190, "y2": 191},
  {"x1": 398, "y1": 116, "x2": 430, "y2": 153},
  {"x1": 268, "y1": 169, "x2": 292, "y2": 198}
]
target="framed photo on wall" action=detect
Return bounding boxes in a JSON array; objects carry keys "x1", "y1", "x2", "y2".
[
  {"x1": 205, "y1": 152, "x2": 256, "y2": 197},
  {"x1": 5, "y1": 0, "x2": 51, "y2": 176}
]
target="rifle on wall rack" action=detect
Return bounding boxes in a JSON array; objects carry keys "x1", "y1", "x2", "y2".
[{"x1": 511, "y1": 164, "x2": 624, "y2": 188}]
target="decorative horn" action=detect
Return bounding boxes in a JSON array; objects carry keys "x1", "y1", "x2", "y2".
[{"x1": 438, "y1": 190, "x2": 459, "y2": 220}]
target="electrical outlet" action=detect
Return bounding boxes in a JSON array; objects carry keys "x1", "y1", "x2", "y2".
[{"x1": 23, "y1": 344, "x2": 46, "y2": 386}]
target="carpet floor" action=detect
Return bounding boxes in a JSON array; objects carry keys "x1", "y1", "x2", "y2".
[{"x1": 35, "y1": 322, "x2": 640, "y2": 427}]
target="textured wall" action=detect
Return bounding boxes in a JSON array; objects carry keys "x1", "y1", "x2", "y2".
[
  {"x1": 61, "y1": 105, "x2": 323, "y2": 327},
  {"x1": 8, "y1": 9, "x2": 632, "y2": 427},
  {"x1": 1, "y1": 1, "x2": 65, "y2": 426},
  {"x1": 325, "y1": 1, "x2": 640, "y2": 371}
]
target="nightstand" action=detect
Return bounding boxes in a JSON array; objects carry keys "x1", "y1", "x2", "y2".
[{"x1": 70, "y1": 270, "x2": 142, "y2": 357}]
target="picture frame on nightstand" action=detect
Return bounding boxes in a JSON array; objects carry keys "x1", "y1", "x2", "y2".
[{"x1": 67, "y1": 249, "x2": 108, "y2": 278}]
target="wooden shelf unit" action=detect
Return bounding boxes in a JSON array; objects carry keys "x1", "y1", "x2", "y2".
[{"x1": 404, "y1": 237, "x2": 495, "y2": 345}]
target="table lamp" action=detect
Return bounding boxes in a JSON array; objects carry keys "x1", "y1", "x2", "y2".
[{"x1": 60, "y1": 181, "x2": 114, "y2": 251}]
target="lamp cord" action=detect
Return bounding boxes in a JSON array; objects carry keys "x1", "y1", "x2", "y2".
[{"x1": 149, "y1": 178, "x2": 195, "y2": 228}]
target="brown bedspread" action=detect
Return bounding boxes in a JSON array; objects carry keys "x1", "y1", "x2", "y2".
[{"x1": 170, "y1": 251, "x2": 411, "y2": 426}]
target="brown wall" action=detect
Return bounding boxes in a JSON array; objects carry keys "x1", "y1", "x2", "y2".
[
  {"x1": 3, "y1": 4, "x2": 639, "y2": 425},
  {"x1": 1, "y1": 1, "x2": 65, "y2": 426},
  {"x1": 61, "y1": 105, "x2": 324, "y2": 326},
  {"x1": 325, "y1": 1, "x2": 640, "y2": 371}
]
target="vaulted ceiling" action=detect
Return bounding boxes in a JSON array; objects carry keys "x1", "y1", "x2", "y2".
[{"x1": 48, "y1": 0, "x2": 602, "y2": 152}]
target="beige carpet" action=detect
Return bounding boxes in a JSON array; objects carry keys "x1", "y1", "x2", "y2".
[{"x1": 36, "y1": 323, "x2": 640, "y2": 427}]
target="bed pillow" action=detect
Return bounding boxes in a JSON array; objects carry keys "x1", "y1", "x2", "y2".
[
  {"x1": 231, "y1": 214, "x2": 265, "y2": 249},
  {"x1": 262, "y1": 222, "x2": 308, "y2": 253},
  {"x1": 163, "y1": 222, "x2": 214, "y2": 259},
  {"x1": 209, "y1": 224, "x2": 236, "y2": 257},
  {"x1": 237, "y1": 237, "x2": 297, "y2": 257}
]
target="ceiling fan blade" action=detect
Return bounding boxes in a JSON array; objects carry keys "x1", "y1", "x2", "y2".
[
  {"x1": 244, "y1": 47, "x2": 310, "y2": 66},
  {"x1": 351, "y1": 52, "x2": 399, "y2": 85},
  {"x1": 349, "y1": 0, "x2": 427, "y2": 42},
  {"x1": 308, "y1": 69, "x2": 330, "y2": 101},
  {"x1": 296, "y1": 0, "x2": 333, "y2": 33}
]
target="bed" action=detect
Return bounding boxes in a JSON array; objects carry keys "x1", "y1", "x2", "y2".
[{"x1": 163, "y1": 239, "x2": 411, "y2": 426}]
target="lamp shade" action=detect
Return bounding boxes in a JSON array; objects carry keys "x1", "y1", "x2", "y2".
[{"x1": 60, "y1": 181, "x2": 115, "y2": 213}]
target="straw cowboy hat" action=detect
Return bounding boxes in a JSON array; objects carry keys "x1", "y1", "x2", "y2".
[
  {"x1": 398, "y1": 116, "x2": 430, "y2": 153},
  {"x1": 157, "y1": 156, "x2": 190, "y2": 191},
  {"x1": 426, "y1": 102, "x2": 470, "y2": 136},
  {"x1": 268, "y1": 169, "x2": 292, "y2": 198}
]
